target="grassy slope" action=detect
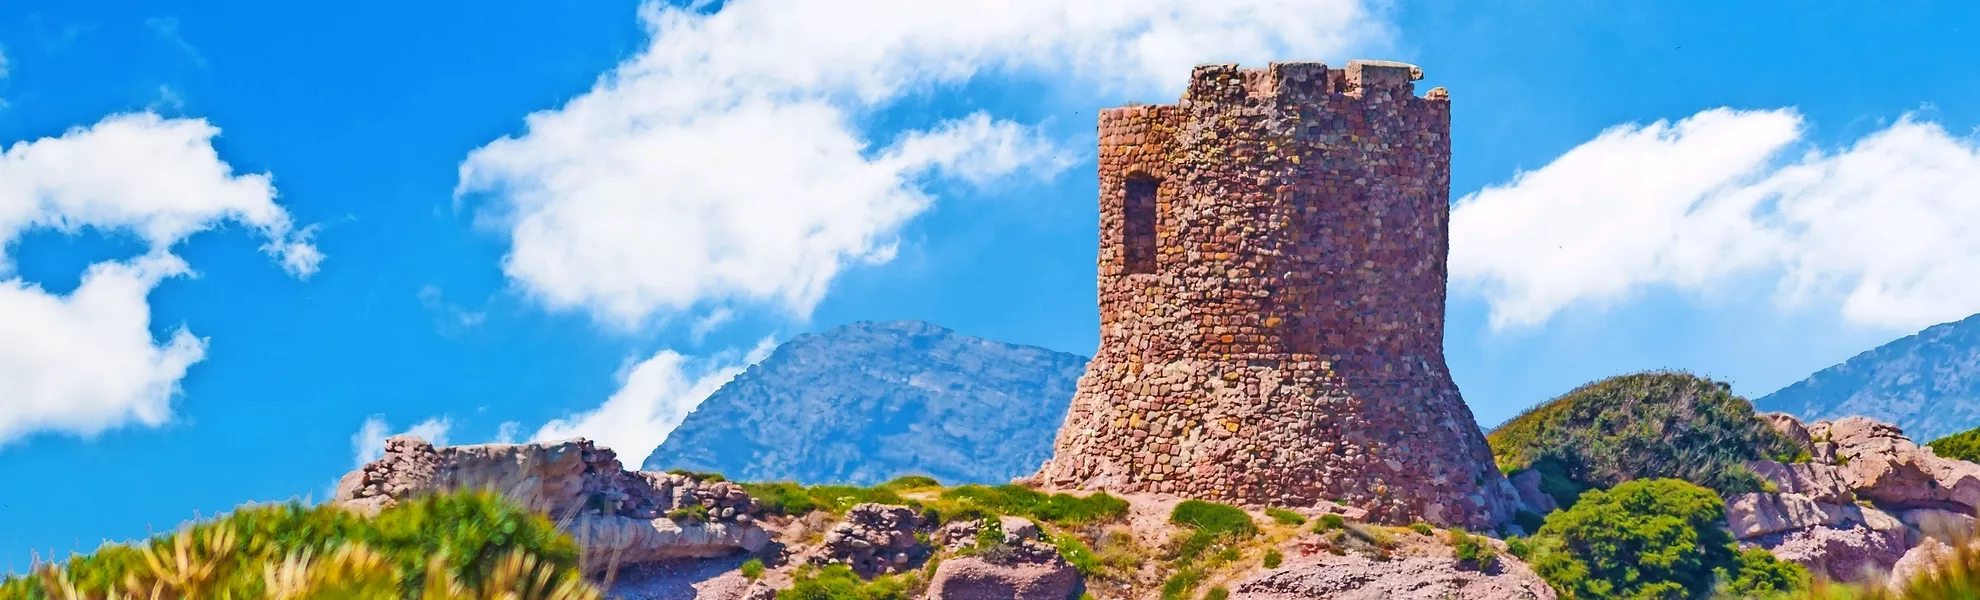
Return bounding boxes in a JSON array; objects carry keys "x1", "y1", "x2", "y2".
[
  {"x1": 1487, "y1": 371, "x2": 1805, "y2": 506},
  {"x1": 1929, "y1": 426, "x2": 1980, "y2": 463}
]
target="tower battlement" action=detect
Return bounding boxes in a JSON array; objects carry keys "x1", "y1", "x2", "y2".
[{"x1": 1037, "y1": 61, "x2": 1517, "y2": 529}]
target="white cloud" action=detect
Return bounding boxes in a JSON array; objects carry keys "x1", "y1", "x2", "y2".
[
  {"x1": 0, "y1": 112, "x2": 319, "y2": 447},
  {"x1": 533, "y1": 337, "x2": 777, "y2": 462},
  {"x1": 351, "y1": 415, "x2": 453, "y2": 467},
  {"x1": 1451, "y1": 108, "x2": 1980, "y2": 332},
  {"x1": 493, "y1": 421, "x2": 521, "y2": 444},
  {"x1": 458, "y1": 0, "x2": 1387, "y2": 330}
]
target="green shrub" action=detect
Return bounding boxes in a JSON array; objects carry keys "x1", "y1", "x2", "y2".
[
  {"x1": 1930, "y1": 427, "x2": 1980, "y2": 463},
  {"x1": 1447, "y1": 529, "x2": 1498, "y2": 570},
  {"x1": 1170, "y1": 501, "x2": 1257, "y2": 539},
  {"x1": 1314, "y1": 514, "x2": 1346, "y2": 532},
  {"x1": 741, "y1": 558, "x2": 767, "y2": 580},
  {"x1": 938, "y1": 485, "x2": 1129, "y2": 526},
  {"x1": 1408, "y1": 522, "x2": 1434, "y2": 536},
  {"x1": 742, "y1": 482, "x2": 908, "y2": 516},
  {"x1": 778, "y1": 564, "x2": 916, "y2": 600},
  {"x1": 1161, "y1": 567, "x2": 1205, "y2": 600},
  {"x1": 1263, "y1": 548, "x2": 1283, "y2": 569},
  {"x1": 667, "y1": 504, "x2": 710, "y2": 523},
  {"x1": 880, "y1": 475, "x2": 941, "y2": 490},
  {"x1": 1526, "y1": 478, "x2": 1750, "y2": 600},
  {"x1": 1718, "y1": 548, "x2": 1810, "y2": 598},
  {"x1": 1052, "y1": 533, "x2": 1102, "y2": 576},
  {"x1": 0, "y1": 490, "x2": 595, "y2": 599},
  {"x1": 1204, "y1": 586, "x2": 1230, "y2": 600},
  {"x1": 1487, "y1": 371, "x2": 1805, "y2": 500},
  {"x1": 1265, "y1": 508, "x2": 1307, "y2": 526}
]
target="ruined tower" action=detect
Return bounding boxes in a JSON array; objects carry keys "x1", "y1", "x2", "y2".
[{"x1": 1035, "y1": 61, "x2": 1517, "y2": 528}]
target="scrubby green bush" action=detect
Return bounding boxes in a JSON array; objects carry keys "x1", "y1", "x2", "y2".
[
  {"x1": 1522, "y1": 478, "x2": 1805, "y2": 600},
  {"x1": 938, "y1": 484, "x2": 1129, "y2": 526},
  {"x1": 1487, "y1": 371, "x2": 1806, "y2": 501},
  {"x1": 1159, "y1": 501, "x2": 1259, "y2": 598},
  {"x1": 1447, "y1": 529, "x2": 1499, "y2": 571},
  {"x1": 778, "y1": 564, "x2": 917, "y2": 600},
  {"x1": 1263, "y1": 548, "x2": 1283, "y2": 569},
  {"x1": 0, "y1": 490, "x2": 596, "y2": 599},
  {"x1": 667, "y1": 469, "x2": 728, "y2": 482},
  {"x1": 1170, "y1": 501, "x2": 1257, "y2": 539},
  {"x1": 667, "y1": 503, "x2": 710, "y2": 523},
  {"x1": 741, "y1": 482, "x2": 910, "y2": 516},
  {"x1": 1408, "y1": 522, "x2": 1434, "y2": 536},
  {"x1": 1265, "y1": 508, "x2": 1307, "y2": 526},
  {"x1": 1204, "y1": 586, "x2": 1231, "y2": 600},
  {"x1": 1314, "y1": 514, "x2": 1346, "y2": 532},
  {"x1": 741, "y1": 558, "x2": 767, "y2": 580},
  {"x1": 1719, "y1": 548, "x2": 1810, "y2": 598},
  {"x1": 1930, "y1": 427, "x2": 1980, "y2": 464},
  {"x1": 1051, "y1": 533, "x2": 1102, "y2": 576}
]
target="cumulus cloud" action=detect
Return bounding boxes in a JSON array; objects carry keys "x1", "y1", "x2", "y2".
[
  {"x1": 533, "y1": 337, "x2": 777, "y2": 463},
  {"x1": 1451, "y1": 108, "x2": 1980, "y2": 332},
  {"x1": 458, "y1": 0, "x2": 1388, "y2": 330},
  {"x1": 350, "y1": 415, "x2": 453, "y2": 467},
  {"x1": 0, "y1": 112, "x2": 318, "y2": 446}
]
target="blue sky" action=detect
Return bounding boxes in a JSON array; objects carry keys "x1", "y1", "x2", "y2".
[{"x1": 2, "y1": 0, "x2": 1978, "y2": 569}]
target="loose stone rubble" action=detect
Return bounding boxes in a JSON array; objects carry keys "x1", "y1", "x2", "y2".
[
  {"x1": 805, "y1": 503, "x2": 931, "y2": 577},
  {"x1": 1034, "y1": 60, "x2": 1517, "y2": 530},
  {"x1": 1730, "y1": 413, "x2": 1980, "y2": 581},
  {"x1": 332, "y1": 436, "x2": 770, "y2": 570},
  {"x1": 925, "y1": 517, "x2": 1079, "y2": 600}
]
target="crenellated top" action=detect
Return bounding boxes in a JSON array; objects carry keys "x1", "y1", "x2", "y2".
[{"x1": 1177, "y1": 59, "x2": 1441, "y2": 106}]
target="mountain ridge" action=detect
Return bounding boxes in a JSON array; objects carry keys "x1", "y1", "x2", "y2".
[
  {"x1": 641, "y1": 319, "x2": 1089, "y2": 486},
  {"x1": 1756, "y1": 312, "x2": 1980, "y2": 442}
]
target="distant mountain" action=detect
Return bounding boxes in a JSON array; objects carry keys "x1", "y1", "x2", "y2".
[
  {"x1": 1756, "y1": 313, "x2": 1980, "y2": 442},
  {"x1": 641, "y1": 320, "x2": 1089, "y2": 486}
]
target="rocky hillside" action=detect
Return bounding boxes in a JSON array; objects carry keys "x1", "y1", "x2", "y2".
[
  {"x1": 1486, "y1": 371, "x2": 1804, "y2": 505},
  {"x1": 1756, "y1": 312, "x2": 1980, "y2": 442},
  {"x1": 642, "y1": 320, "x2": 1088, "y2": 486}
]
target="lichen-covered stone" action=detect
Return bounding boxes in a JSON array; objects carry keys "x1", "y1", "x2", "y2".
[{"x1": 1036, "y1": 61, "x2": 1516, "y2": 529}]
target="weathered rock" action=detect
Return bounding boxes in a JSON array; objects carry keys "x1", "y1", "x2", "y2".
[
  {"x1": 1761, "y1": 412, "x2": 1816, "y2": 454},
  {"x1": 1885, "y1": 537, "x2": 1978, "y2": 595},
  {"x1": 1231, "y1": 553, "x2": 1555, "y2": 600},
  {"x1": 332, "y1": 436, "x2": 768, "y2": 572},
  {"x1": 1508, "y1": 469, "x2": 1558, "y2": 515},
  {"x1": 924, "y1": 555, "x2": 1078, "y2": 600},
  {"x1": 1897, "y1": 508, "x2": 1976, "y2": 544},
  {"x1": 1745, "y1": 525, "x2": 1908, "y2": 582},
  {"x1": 1829, "y1": 417, "x2": 1980, "y2": 511},
  {"x1": 1727, "y1": 493, "x2": 1848, "y2": 539},
  {"x1": 1748, "y1": 460, "x2": 1854, "y2": 504},
  {"x1": 809, "y1": 504, "x2": 929, "y2": 576}
]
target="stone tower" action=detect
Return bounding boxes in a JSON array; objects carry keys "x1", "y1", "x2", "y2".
[{"x1": 1034, "y1": 61, "x2": 1517, "y2": 529}]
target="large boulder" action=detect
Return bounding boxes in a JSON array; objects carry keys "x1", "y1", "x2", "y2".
[
  {"x1": 1830, "y1": 417, "x2": 1980, "y2": 511},
  {"x1": 1747, "y1": 460, "x2": 1854, "y2": 504},
  {"x1": 1508, "y1": 469, "x2": 1559, "y2": 515},
  {"x1": 924, "y1": 517, "x2": 1078, "y2": 600},
  {"x1": 1231, "y1": 553, "x2": 1555, "y2": 600},
  {"x1": 1745, "y1": 525, "x2": 1908, "y2": 582},
  {"x1": 332, "y1": 436, "x2": 770, "y2": 571}
]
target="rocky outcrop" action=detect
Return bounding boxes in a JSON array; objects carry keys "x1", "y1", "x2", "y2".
[
  {"x1": 1731, "y1": 413, "x2": 1980, "y2": 582},
  {"x1": 1755, "y1": 312, "x2": 1980, "y2": 443},
  {"x1": 1508, "y1": 469, "x2": 1558, "y2": 515},
  {"x1": 1230, "y1": 554, "x2": 1556, "y2": 600},
  {"x1": 925, "y1": 516, "x2": 1078, "y2": 600},
  {"x1": 806, "y1": 503, "x2": 931, "y2": 577},
  {"x1": 333, "y1": 436, "x2": 771, "y2": 571}
]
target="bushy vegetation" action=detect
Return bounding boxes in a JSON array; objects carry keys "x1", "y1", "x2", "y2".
[
  {"x1": 1447, "y1": 529, "x2": 1499, "y2": 571},
  {"x1": 1928, "y1": 426, "x2": 1980, "y2": 463},
  {"x1": 1262, "y1": 548, "x2": 1283, "y2": 569},
  {"x1": 741, "y1": 558, "x2": 767, "y2": 580},
  {"x1": 0, "y1": 490, "x2": 597, "y2": 599},
  {"x1": 1314, "y1": 514, "x2": 1346, "y2": 532},
  {"x1": 1487, "y1": 371, "x2": 1807, "y2": 501},
  {"x1": 937, "y1": 484, "x2": 1129, "y2": 527},
  {"x1": 741, "y1": 481, "x2": 915, "y2": 516},
  {"x1": 1265, "y1": 508, "x2": 1306, "y2": 526},
  {"x1": 777, "y1": 564, "x2": 917, "y2": 600},
  {"x1": 1520, "y1": 478, "x2": 1807, "y2": 600},
  {"x1": 1160, "y1": 501, "x2": 1259, "y2": 599}
]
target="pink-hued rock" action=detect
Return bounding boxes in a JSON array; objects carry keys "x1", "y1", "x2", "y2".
[
  {"x1": 1748, "y1": 460, "x2": 1854, "y2": 504},
  {"x1": 1762, "y1": 413, "x2": 1816, "y2": 453},
  {"x1": 1830, "y1": 417, "x2": 1980, "y2": 511},
  {"x1": 1231, "y1": 553, "x2": 1555, "y2": 600},
  {"x1": 924, "y1": 556, "x2": 1078, "y2": 600},
  {"x1": 1727, "y1": 493, "x2": 1849, "y2": 539},
  {"x1": 1747, "y1": 525, "x2": 1908, "y2": 582},
  {"x1": 1896, "y1": 508, "x2": 1976, "y2": 544},
  {"x1": 806, "y1": 503, "x2": 930, "y2": 577},
  {"x1": 332, "y1": 436, "x2": 770, "y2": 571},
  {"x1": 1885, "y1": 537, "x2": 1976, "y2": 595},
  {"x1": 1509, "y1": 469, "x2": 1559, "y2": 515}
]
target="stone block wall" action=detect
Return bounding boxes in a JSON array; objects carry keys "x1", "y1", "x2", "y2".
[{"x1": 1035, "y1": 61, "x2": 1517, "y2": 529}]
